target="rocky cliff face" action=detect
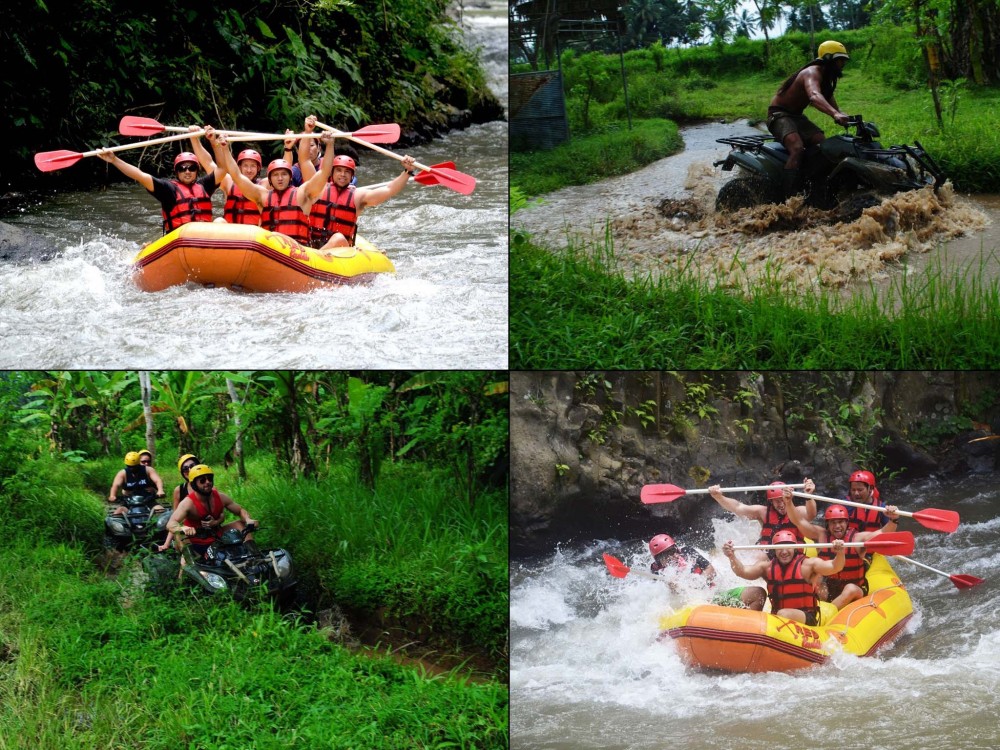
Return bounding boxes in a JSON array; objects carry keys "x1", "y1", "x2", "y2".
[{"x1": 511, "y1": 371, "x2": 1000, "y2": 552}]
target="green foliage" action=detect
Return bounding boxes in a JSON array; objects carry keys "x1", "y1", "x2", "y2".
[
  {"x1": 510, "y1": 234, "x2": 1000, "y2": 369},
  {"x1": 4, "y1": 0, "x2": 497, "y2": 189}
]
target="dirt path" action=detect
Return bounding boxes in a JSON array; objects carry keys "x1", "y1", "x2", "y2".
[{"x1": 513, "y1": 120, "x2": 997, "y2": 295}]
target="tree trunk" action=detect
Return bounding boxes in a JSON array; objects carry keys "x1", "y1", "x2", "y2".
[
  {"x1": 139, "y1": 371, "x2": 156, "y2": 459},
  {"x1": 226, "y1": 377, "x2": 246, "y2": 480}
]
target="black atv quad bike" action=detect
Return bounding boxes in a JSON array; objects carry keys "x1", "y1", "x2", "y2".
[
  {"x1": 143, "y1": 522, "x2": 296, "y2": 605},
  {"x1": 714, "y1": 115, "x2": 945, "y2": 218},
  {"x1": 104, "y1": 494, "x2": 170, "y2": 552}
]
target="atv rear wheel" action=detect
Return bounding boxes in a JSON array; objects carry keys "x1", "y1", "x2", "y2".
[
  {"x1": 838, "y1": 191, "x2": 883, "y2": 223},
  {"x1": 716, "y1": 176, "x2": 780, "y2": 212}
]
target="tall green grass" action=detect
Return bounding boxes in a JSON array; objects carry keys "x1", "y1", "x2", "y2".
[
  {"x1": 510, "y1": 232, "x2": 1000, "y2": 368},
  {"x1": 0, "y1": 541, "x2": 507, "y2": 749}
]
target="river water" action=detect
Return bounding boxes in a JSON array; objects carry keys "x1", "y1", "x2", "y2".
[
  {"x1": 0, "y1": 4, "x2": 508, "y2": 369},
  {"x1": 512, "y1": 120, "x2": 998, "y2": 295},
  {"x1": 511, "y1": 474, "x2": 1000, "y2": 749}
]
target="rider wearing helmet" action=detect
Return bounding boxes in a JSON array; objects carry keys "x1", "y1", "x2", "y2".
[
  {"x1": 97, "y1": 128, "x2": 225, "y2": 234},
  {"x1": 296, "y1": 114, "x2": 418, "y2": 251},
  {"x1": 107, "y1": 450, "x2": 166, "y2": 516},
  {"x1": 786, "y1": 502, "x2": 901, "y2": 609},
  {"x1": 708, "y1": 478, "x2": 818, "y2": 557},
  {"x1": 155, "y1": 453, "x2": 201, "y2": 552},
  {"x1": 766, "y1": 39, "x2": 851, "y2": 199},
  {"x1": 649, "y1": 533, "x2": 766, "y2": 611},
  {"x1": 723, "y1": 531, "x2": 846, "y2": 626},
  {"x1": 165, "y1": 464, "x2": 257, "y2": 559},
  {"x1": 846, "y1": 469, "x2": 892, "y2": 533}
]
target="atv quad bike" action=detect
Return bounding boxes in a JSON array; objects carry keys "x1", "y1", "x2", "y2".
[
  {"x1": 143, "y1": 522, "x2": 296, "y2": 604},
  {"x1": 714, "y1": 115, "x2": 945, "y2": 218},
  {"x1": 104, "y1": 494, "x2": 170, "y2": 552}
]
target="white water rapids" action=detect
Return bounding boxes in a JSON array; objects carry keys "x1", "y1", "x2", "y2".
[{"x1": 511, "y1": 475, "x2": 1000, "y2": 750}]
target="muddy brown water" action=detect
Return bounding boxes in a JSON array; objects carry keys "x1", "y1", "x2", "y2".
[{"x1": 512, "y1": 120, "x2": 998, "y2": 304}]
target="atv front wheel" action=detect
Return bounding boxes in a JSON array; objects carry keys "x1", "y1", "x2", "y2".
[{"x1": 716, "y1": 176, "x2": 780, "y2": 212}]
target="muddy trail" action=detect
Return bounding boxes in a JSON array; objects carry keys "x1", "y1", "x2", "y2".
[{"x1": 513, "y1": 120, "x2": 998, "y2": 299}]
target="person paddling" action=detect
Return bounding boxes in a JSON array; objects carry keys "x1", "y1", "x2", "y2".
[
  {"x1": 649, "y1": 534, "x2": 766, "y2": 611},
  {"x1": 97, "y1": 127, "x2": 225, "y2": 234},
  {"x1": 723, "y1": 532, "x2": 846, "y2": 626},
  {"x1": 708, "y1": 478, "x2": 818, "y2": 557},
  {"x1": 209, "y1": 127, "x2": 335, "y2": 246},
  {"x1": 845, "y1": 470, "x2": 893, "y2": 533},
  {"x1": 787, "y1": 503, "x2": 902, "y2": 609},
  {"x1": 297, "y1": 114, "x2": 417, "y2": 252}
]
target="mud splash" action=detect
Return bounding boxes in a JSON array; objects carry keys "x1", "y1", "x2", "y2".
[{"x1": 614, "y1": 170, "x2": 989, "y2": 289}]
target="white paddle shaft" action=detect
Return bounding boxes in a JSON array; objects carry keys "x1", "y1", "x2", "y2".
[{"x1": 791, "y1": 491, "x2": 909, "y2": 518}]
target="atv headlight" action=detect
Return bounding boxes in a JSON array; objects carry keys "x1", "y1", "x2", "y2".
[
  {"x1": 274, "y1": 550, "x2": 293, "y2": 579},
  {"x1": 199, "y1": 571, "x2": 227, "y2": 590},
  {"x1": 107, "y1": 519, "x2": 128, "y2": 535},
  {"x1": 156, "y1": 514, "x2": 170, "y2": 530}
]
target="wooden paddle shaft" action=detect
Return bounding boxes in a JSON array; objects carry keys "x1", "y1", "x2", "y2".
[
  {"x1": 792, "y1": 491, "x2": 910, "y2": 518},
  {"x1": 84, "y1": 130, "x2": 207, "y2": 158}
]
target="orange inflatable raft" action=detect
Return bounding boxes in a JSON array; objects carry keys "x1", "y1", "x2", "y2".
[
  {"x1": 131, "y1": 221, "x2": 395, "y2": 292},
  {"x1": 659, "y1": 553, "x2": 913, "y2": 672}
]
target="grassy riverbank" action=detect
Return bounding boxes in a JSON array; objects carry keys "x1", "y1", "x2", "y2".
[
  {"x1": 510, "y1": 28, "x2": 1000, "y2": 368},
  {"x1": 0, "y1": 451, "x2": 507, "y2": 748}
]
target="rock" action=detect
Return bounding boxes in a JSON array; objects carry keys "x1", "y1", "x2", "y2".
[{"x1": 0, "y1": 220, "x2": 55, "y2": 263}]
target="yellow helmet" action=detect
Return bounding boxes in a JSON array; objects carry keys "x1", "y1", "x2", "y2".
[
  {"x1": 124, "y1": 451, "x2": 141, "y2": 466},
  {"x1": 177, "y1": 453, "x2": 199, "y2": 473},
  {"x1": 187, "y1": 464, "x2": 214, "y2": 484},
  {"x1": 818, "y1": 40, "x2": 849, "y2": 61},
  {"x1": 138, "y1": 449, "x2": 153, "y2": 461}
]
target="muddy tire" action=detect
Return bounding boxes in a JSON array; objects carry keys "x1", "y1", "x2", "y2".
[
  {"x1": 837, "y1": 191, "x2": 883, "y2": 223},
  {"x1": 716, "y1": 176, "x2": 779, "y2": 212}
]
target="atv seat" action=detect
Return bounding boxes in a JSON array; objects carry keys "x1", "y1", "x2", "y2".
[{"x1": 760, "y1": 142, "x2": 790, "y2": 163}]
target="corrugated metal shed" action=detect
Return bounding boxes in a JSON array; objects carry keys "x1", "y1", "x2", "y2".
[{"x1": 511, "y1": 71, "x2": 569, "y2": 151}]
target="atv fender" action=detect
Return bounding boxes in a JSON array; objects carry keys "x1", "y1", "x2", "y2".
[{"x1": 829, "y1": 157, "x2": 903, "y2": 192}]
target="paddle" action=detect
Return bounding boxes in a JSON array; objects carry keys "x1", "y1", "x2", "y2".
[
  {"x1": 896, "y1": 555, "x2": 985, "y2": 589},
  {"x1": 314, "y1": 119, "x2": 476, "y2": 195},
  {"x1": 791, "y1": 491, "x2": 960, "y2": 533},
  {"x1": 119, "y1": 116, "x2": 401, "y2": 144},
  {"x1": 731, "y1": 531, "x2": 915, "y2": 556},
  {"x1": 641, "y1": 483, "x2": 806, "y2": 505},
  {"x1": 602, "y1": 553, "x2": 668, "y2": 583},
  {"x1": 34, "y1": 130, "x2": 209, "y2": 172},
  {"x1": 359, "y1": 162, "x2": 458, "y2": 190}
]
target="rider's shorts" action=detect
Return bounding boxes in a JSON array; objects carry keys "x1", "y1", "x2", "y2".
[{"x1": 766, "y1": 108, "x2": 824, "y2": 145}]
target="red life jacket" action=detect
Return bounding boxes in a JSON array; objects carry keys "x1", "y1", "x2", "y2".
[
  {"x1": 184, "y1": 488, "x2": 224, "y2": 543},
  {"x1": 260, "y1": 187, "x2": 310, "y2": 243},
  {"x1": 846, "y1": 501, "x2": 885, "y2": 534},
  {"x1": 224, "y1": 183, "x2": 262, "y2": 225},
  {"x1": 162, "y1": 180, "x2": 214, "y2": 234},
  {"x1": 308, "y1": 183, "x2": 357, "y2": 248},
  {"x1": 818, "y1": 528, "x2": 867, "y2": 584},
  {"x1": 767, "y1": 555, "x2": 817, "y2": 617},
  {"x1": 757, "y1": 504, "x2": 802, "y2": 546}
]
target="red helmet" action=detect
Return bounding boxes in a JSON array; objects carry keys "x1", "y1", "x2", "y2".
[
  {"x1": 173, "y1": 152, "x2": 198, "y2": 169},
  {"x1": 649, "y1": 534, "x2": 675, "y2": 556},
  {"x1": 850, "y1": 470, "x2": 876, "y2": 487},
  {"x1": 332, "y1": 154, "x2": 356, "y2": 172},
  {"x1": 766, "y1": 481, "x2": 788, "y2": 501},
  {"x1": 267, "y1": 159, "x2": 293, "y2": 177},
  {"x1": 237, "y1": 149, "x2": 263, "y2": 168},
  {"x1": 825, "y1": 504, "x2": 849, "y2": 521},
  {"x1": 772, "y1": 530, "x2": 798, "y2": 546}
]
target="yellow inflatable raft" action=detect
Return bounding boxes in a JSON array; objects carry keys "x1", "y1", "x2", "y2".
[
  {"x1": 131, "y1": 221, "x2": 395, "y2": 292},
  {"x1": 659, "y1": 554, "x2": 913, "y2": 672}
]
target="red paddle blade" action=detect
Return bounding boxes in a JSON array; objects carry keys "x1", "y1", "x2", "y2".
[
  {"x1": 912, "y1": 508, "x2": 960, "y2": 533},
  {"x1": 951, "y1": 574, "x2": 985, "y2": 590},
  {"x1": 414, "y1": 162, "x2": 456, "y2": 185},
  {"x1": 602, "y1": 553, "x2": 631, "y2": 578},
  {"x1": 425, "y1": 166, "x2": 476, "y2": 195},
  {"x1": 865, "y1": 531, "x2": 915, "y2": 556},
  {"x1": 119, "y1": 115, "x2": 166, "y2": 136},
  {"x1": 640, "y1": 484, "x2": 686, "y2": 504},
  {"x1": 34, "y1": 150, "x2": 83, "y2": 172},
  {"x1": 349, "y1": 124, "x2": 401, "y2": 144}
]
